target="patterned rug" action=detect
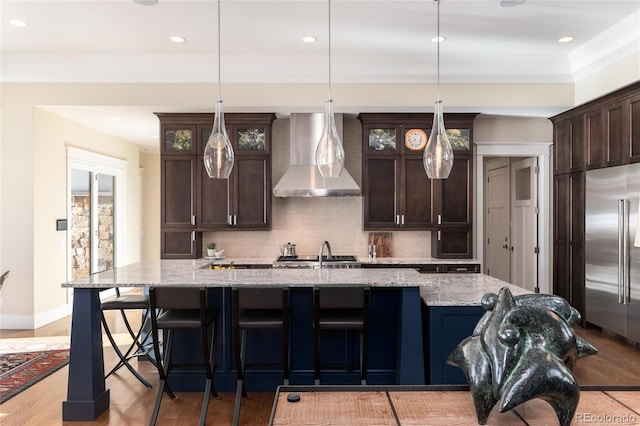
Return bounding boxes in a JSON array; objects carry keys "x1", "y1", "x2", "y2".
[{"x1": 0, "y1": 349, "x2": 69, "y2": 403}]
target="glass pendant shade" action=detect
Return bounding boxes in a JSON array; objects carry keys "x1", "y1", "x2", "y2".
[
  {"x1": 423, "y1": 100, "x2": 453, "y2": 179},
  {"x1": 204, "y1": 100, "x2": 234, "y2": 179},
  {"x1": 315, "y1": 100, "x2": 345, "y2": 178}
]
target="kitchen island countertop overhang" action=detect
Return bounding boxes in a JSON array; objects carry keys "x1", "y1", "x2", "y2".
[
  {"x1": 61, "y1": 260, "x2": 528, "y2": 421},
  {"x1": 62, "y1": 259, "x2": 528, "y2": 304}
]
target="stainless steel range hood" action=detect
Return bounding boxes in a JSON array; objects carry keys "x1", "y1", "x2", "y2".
[{"x1": 273, "y1": 113, "x2": 360, "y2": 197}]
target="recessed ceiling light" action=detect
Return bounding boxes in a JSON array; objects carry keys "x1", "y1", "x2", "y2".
[
  {"x1": 9, "y1": 19, "x2": 28, "y2": 27},
  {"x1": 558, "y1": 36, "x2": 574, "y2": 43},
  {"x1": 302, "y1": 36, "x2": 317, "y2": 44},
  {"x1": 500, "y1": 0, "x2": 526, "y2": 7},
  {"x1": 431, "y1": 36, "x2": 446, "y2": 43},
  {"x1": 170, "y1": 36, "x2": 186, "y2": 43}
]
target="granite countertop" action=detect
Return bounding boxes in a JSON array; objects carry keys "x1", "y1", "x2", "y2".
[
  {"x1": 419, "y1": 273, "x2": 531, "y2": 306},
  {"x1": 63, "y1": 259, "x2": 530, "y2": 307}
]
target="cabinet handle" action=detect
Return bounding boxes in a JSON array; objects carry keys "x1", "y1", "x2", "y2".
[
  {"x1": 437, "y1": 214, "x2": 442, "y2": 225},
  {"x1": 396, "y1": 215, "x2": 400, "y2": 225},
  {"x1": 228, "y1": 215, "x2": 233, "y2": 226},
  {"x1": 191, "y1": 231, "x2": 195, "y2": 242},
  {"x1": 233, "y1": 215, "x2": 237, "y2": 226},
  {"x1": 438, "y1": 231, "x2": 441, "y2": 241},
  {"x1": 401, "y1": 214, "x2": 405, "y2": 225},
  {"x1": 456, "y1": 267, "x2": 467, "y2": 272},
  {"x1": 191, "y1": 215, "x2": 196, "y2": 226}
]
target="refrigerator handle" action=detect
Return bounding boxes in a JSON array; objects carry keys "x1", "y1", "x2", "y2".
[
  {"x1": 622, "y1": 199, "x2": 631, "y2": 304},
  {"x1": 618, "y1": 199, "x2": 625, "y2": 304}
]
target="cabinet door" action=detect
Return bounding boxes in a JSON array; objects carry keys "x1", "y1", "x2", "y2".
[
  {"x1": 198, "y1": 120, "x2": 272, "y2": 230},
  {"x1": 604, "y1": 100, "x2": 626, "y2": 166},
  {"x1": 552, "y1": 172, "x2": 585, "y2": 321},
  {"x1": 161, "y1": 124, "x2": 197, "y2": 155},
  {"x1": 432, "y1": 227, "x2": 473, "y2": 259},
  {"x1": 434, "y1": 155, "x2": 471, "y2": 226},
  {"x1": 161, "y1": 229, "x2": 201, "y2": 259},
  {"x1": 232, "y1": 157, "x2": 270, "y2": 229},
  {"x1": 400, "y1": 156, "x2": 434, "y2": 228},
  {"x1": 554, "y1": 119, "x2": 570, "y2": 174},
  {"x1": 628, "y1": 93, "x2": 640, "y2": 163},
  {"x1": 363, "y1": 157, "x2": 399, "y2": 229},
  {"x1": 161, "y1": 156, "x2": 196, "y2": 228},
  {"x1": 553, "y1": 174, "x2": 571, "y2": 302},
  {"x1": 197, "y1": 157, "x2": 231, "y2": 229},
  {"x1": 586, "y1": 109, "x2": 604, "y2": 169},
  {"x1": 570, "y1": 115, "x2": 585, "y2": 172},
  {"x1": 569, "y1": 172, "x2": 585, "y2": 320}
]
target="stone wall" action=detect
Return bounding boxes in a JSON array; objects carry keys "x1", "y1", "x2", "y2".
[{"x1": 70, "y1": 194, "x2": 114, "y2": 279}]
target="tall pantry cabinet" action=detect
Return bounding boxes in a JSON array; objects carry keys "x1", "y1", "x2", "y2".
[{"x1": 551, "y1": 81, "x2": 640, "y2": 322}]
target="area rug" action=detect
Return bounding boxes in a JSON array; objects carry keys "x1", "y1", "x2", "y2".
[{"x1": 0, "y1": 349, "x2": 69, "y2": 403}]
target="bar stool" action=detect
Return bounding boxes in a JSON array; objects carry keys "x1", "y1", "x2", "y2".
[
  {"x1": 148, "y1": 287, "x2": 219, "y2": 426},
  {"x1": 100, "y1": 288, "x2": 154, "y2": 388},
  {"x1": 313, "y1": 286, "x2": 370, "y2": 385},
  {"x1": 231, "y1": 287, "x2": 290, "y2": 426}
]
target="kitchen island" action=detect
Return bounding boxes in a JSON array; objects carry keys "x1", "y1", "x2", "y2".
[{"x1": 60, "y1": 259, "x2": 525, "y2": 421}]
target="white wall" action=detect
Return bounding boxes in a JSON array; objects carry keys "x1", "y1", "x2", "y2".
[
  {"x1": 140, "y1": 152, "x2": 161, "y2": 261},
  {"x1": 1, "y1": 98, "x2": 141, "y2": 328}
]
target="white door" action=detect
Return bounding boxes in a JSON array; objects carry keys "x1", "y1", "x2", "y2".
[
  {"x1": 511, "y1": 158, "x2": 538, "y2": 292},
  {"x1": 485, "y1": 164, "x2": 511, "y2": 282}
]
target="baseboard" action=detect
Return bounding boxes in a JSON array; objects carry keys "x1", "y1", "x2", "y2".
[{"x1": 0, "y1": 303, "x2": 72, "y2": 330}]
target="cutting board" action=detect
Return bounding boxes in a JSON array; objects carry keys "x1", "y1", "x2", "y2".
[{"x1": 368, "y1": 232, "x2": 392, "y2": 257}]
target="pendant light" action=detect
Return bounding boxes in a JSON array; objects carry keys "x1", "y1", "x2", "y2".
[
  {"x1": 315, "y1": 0, "x2": 345, "y2": 178},
  {"x1": 423, "y1": 0, "x2": 453, "y2": 179},
  {"x1": 204, "y1": 0, "x2": 234, "y2": 179}
]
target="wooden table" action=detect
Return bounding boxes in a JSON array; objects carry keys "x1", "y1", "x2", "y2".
[{"x1": 269, "y1": 385, "x2": 640, "y2": 425}]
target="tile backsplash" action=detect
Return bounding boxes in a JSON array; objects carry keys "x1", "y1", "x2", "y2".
[{"x1": 203, "y1": 116, "x2": 431, "y2": 259}]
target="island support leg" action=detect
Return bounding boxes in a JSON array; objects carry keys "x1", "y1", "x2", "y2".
[
  {"x1": 396, "y1": 287, "x2": 425, "y2": 384},
  {"x1": 62, "y1": 288, "x2": 110, "y2": 420}
]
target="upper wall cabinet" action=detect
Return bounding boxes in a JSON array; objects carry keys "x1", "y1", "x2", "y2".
[
  {"x1": 552, "y1": 81, "x2": 640, "y2": 174},
  {"x1": 156, "y1": 113, "x2": 275, "y2": 259},
  {"x1": 358, "y1": 113, "x2": 478, "y2": 258}
]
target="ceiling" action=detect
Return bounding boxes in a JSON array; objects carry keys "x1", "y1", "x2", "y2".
[{"x1": 2, "y1": 0, "x2": 639, "y2": 152}]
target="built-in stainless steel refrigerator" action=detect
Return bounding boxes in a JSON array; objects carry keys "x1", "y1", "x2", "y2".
[{"x1": 585, "y1": 163, "x2": 640, "y2": 343}]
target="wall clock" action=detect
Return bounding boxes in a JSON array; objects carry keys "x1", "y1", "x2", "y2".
[{"x1": 405, "y1": 128, "x2": 427, "y2": 151}]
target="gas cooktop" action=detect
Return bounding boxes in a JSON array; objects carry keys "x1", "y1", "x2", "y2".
[{"x1": 273, "y1": 255, "x2": 360, "y2": 269}]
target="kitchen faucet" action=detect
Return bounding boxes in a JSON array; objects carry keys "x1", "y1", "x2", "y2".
[{"x1": 318, "y1": 240, "x2": 333, "y2": 268}]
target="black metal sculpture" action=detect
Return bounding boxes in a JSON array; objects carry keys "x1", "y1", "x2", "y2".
[{"x1": 448, "y1": 287, "x2": 597, "y2": 426}]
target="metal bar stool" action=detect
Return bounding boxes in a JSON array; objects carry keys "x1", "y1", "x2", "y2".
[
  {"x1": 100, "y1": 288, "x2": 154, "y2": 388},
  {"x1": 231, "y1": 287, "x2": 290, "y2": 426},
  {"x1": 313, "y1": 286, "x2": 370, "y2": 385},
  {"x1": 148, "y1": 287, "x2": 219, "y2": 426}
]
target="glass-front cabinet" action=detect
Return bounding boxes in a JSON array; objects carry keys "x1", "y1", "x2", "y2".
[
  {"x1": 358, "y1": 113, "x2": 477, "y2": 258},
  {"x1": 156, "y1": 112, "x2": 275, "y2": 259}
]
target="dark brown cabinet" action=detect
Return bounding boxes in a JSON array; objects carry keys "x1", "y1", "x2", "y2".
[
  {"x1": 157, "y1": 113, "x2": 275, "y2": 258},
  {"x1": 358, "y1": 113, "x2": 477, "y2": 259},
  {"x1": 551, "y1": 81, "x2": 639, "y2": 319},
  {"x1": 197, "y1": 115, "x2": 273, "y2": 229},
  {"x1": 552, "y1": 172, "x2": 585, "y2": 321},
  {"x1": 431, "y1": 154, "x2": 473, "y2": 259},
  {"x1": 360, "y1": 120, "x2": 434, "y2": 229}
]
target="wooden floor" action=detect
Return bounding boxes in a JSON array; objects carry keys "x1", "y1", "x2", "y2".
[{"x1": 1, "y1": 307, "x2": 638, "y2": 425}]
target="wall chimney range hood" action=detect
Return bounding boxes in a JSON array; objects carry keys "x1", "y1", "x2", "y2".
[{"x1": 273, "y1": 113, "x2": 360, "y2": 197}]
